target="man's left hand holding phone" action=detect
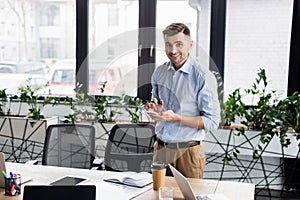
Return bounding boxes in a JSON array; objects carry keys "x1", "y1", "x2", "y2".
[{"x1": 144, "y1": 98, "x2": 164, "y2": 117}]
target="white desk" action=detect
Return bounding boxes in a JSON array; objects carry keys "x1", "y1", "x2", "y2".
[{"x1": 0, "y1": 162, "x2": 255, "y2": 200}]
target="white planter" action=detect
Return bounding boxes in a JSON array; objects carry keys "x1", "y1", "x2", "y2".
[
  {"x1": 92, "y1": 122, "x2": 115, "y2": 159},
  {"x1": 0, "y1": 116, "x2": 58, "y2": 162},
  {"x1": 204, "y1": 129, "x2": 300, "y2": 157},
  {"x1": 203, "y1": 128, "x2": 300, "y2": 190}
]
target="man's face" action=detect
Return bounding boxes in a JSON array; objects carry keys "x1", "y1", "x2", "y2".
[{"x1": 164, "y1": 32, "x2": 193, "y2": 69}]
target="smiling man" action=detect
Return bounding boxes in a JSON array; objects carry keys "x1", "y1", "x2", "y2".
[{"x1": 145, "y1": 23, "x2": 220, "y2": 178}]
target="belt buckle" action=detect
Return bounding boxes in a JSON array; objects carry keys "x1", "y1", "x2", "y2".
[{"x1": 163, "y1": 141, "x2": 168, "y2": 148}]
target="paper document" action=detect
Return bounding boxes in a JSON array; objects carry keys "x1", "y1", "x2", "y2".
[
  {"x1": 97, "y1": 181, "x2": 152, "y2": 200},
  {"x1": 22, "y1": 176, "x2": 33, "y2": 184},
  {"x1": 196, "y1": 193, "x2": 230, "y2": 200}
]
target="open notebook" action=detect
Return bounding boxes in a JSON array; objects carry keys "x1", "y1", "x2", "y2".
[{"x1": 103, "y1": 171, "x2": 152, "y2": 188}]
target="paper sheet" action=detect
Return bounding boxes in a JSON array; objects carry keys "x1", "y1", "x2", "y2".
[{"x1": 96, "y1": 181, "x2": 152, "y2": 200}]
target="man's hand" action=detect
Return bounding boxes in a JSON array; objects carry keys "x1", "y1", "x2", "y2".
[
  {"x1": 149, "y1": 110, "x2": 180, "y2": 122},
  {"x1": 144, "y1": 98, "x2": 164, "y2": 113}
]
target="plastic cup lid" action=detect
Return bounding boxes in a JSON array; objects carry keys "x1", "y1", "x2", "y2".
[{"x1": 151, "y1": 162, "x2": 166, "y2": 169}]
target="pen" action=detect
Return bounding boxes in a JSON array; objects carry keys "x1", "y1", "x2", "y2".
[
  {"x1": 9, "y1": 181, "x2": 15, "y2": 195},
  {"x1": 1, "y1": 170, "x2": 7, "y2": 178},
  {"x1": 10, "y1": 172, "x2": 18, "y2": 185}
]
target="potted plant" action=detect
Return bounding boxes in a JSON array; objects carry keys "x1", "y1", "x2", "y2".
[
  {"x1": 18, "y1": 79, "x2": 58, "y2": 122},
  {"x1": 277, "y1": 91, "x2": 300, "y2": 190},
  {"x1": 278, "y1": 91, "x2": 300, "y2": 134},
  {"x1": 0, "y1": 78, "x2": 58, "y2": 121},
  {"x1": 204, "y1": 68, "x2": 300, "y2": 190},
  {"x1": 221, "y1": 68, "x2": 291, "y2": 161},
  {"x1": 0, "y1": 89, "x2": 8, "y2": 116},
  {"x1": 63, "y1": 82, "x2": 122, "y2": 124},
  {"x1": 0, "y1": 79, "x2": 59, "y2": 163},
  {"x1": 122, "y1": 95, "x2": 146, "y2": 123},
  {"x1": 0, "y1": 89, "x2": 17, "y2": 116},
  {"x1": 63, "y1": 83, "x2": 94, "y2": 124},
  {"x1": 93, "y1": 94, "x2": 122, "y2": 123}
]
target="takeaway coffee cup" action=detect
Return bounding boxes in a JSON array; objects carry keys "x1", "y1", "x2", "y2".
[{"x1": 151, "y1": 162, "x2": 166, "y2": 190}]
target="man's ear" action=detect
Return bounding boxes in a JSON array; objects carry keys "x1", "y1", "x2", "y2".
[{"x1": 189, "y1": 39, "x2": 193, "y2": 49}]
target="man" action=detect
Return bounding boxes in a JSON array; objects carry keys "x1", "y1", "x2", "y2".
[{"x1": 145, "y1": 23, "x2": 220, "y2": 178}]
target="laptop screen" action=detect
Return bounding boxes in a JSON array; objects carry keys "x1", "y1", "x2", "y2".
[
  {"x1": 23, "y1": 185, "x2": 96, "y2": 200},
  {"x1": 169, "y1": 164, "x2": 197, "y2": 200}
]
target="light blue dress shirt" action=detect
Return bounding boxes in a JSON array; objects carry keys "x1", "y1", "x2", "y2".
[{"x1": 151, "y1": 56, "x2": 220, "y2": 143}]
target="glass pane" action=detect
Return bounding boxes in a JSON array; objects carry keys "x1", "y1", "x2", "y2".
[
  {"x1": 88, "y1": 0, "x2": 139, "y2": 96},
  {"x1": 156, "y1": 0, "x2": 198, "y2": 65},
  {"x1": 0, "y1": 0, "x2": 76, "y2": 96},
  {"x1": 224, "y1": 0, "x2": 293, "y2": 104}
]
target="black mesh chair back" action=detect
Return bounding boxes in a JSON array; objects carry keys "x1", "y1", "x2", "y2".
[
  {"x1": 104, "y1": 123, "x2": 156, "y2": 172},
  {"x1": 42, "y1": 124, "x2": 95, "y2": 169}
]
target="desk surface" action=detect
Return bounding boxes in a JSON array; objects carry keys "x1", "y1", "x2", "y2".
[{"x1": 1, "y1": 163, "x2": 255, "y2": 200}]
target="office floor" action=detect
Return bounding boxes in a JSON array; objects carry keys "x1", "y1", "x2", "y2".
[{"x1": 255, "y1": 188, "x2": 300, "y2": 200}]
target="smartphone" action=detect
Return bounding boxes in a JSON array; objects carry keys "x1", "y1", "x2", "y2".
[
  {"x1": 50, "y1": 176, "x2": 88, "y2": 186},
  {"x1": 145, "y1": 99, "x2": 162, "y2": 105}
]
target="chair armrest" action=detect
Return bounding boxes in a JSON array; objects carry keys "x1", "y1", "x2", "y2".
[
  {"x1": 25, "y1": 160, "x2": 38, "y2": 165},
  {"x1": 90, "y1": 158, "x2": 104, "y2": 170}
]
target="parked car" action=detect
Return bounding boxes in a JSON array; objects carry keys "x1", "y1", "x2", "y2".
[
  {"x1": 0, "y1": 63, "x2": 16, "y2": 73},
  {"x1": 0, "y1": 61, "x2": 48, "y2": 75},
  {"x1": 46, "y1": 60, "x2": 126, "y2": 96},
  {"x1": 0, "y1": 73, "x2": 48, "y2": 95}
]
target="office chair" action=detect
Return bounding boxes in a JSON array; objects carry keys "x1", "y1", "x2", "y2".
[
  {"x1": 104, "y1": 123, "x2": 156, "y2": 172},
  {"x1": 42, "y1": 124, "x2": 95, "y2": 169}
]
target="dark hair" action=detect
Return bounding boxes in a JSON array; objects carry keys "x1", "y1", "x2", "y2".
[{"x1": 163, "y1": 23, "x2": 190, "y2": 37}]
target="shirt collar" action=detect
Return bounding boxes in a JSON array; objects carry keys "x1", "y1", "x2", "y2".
[{"x1": 167, "y1": 56, "x2": 193, "y2": 74}]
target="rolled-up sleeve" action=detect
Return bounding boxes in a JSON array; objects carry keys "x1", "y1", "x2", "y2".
[{"x1": 197, "y1": 70, "x2": 221, "y2": 131}]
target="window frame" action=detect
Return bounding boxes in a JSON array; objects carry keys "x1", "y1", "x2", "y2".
[{"x1": 75, "y1": 0, "x2": 299, "y2": 100}]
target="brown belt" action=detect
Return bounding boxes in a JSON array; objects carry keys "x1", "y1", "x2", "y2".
[{"x1": 157, "y1": 138, "x2": 200, "y2": 149}]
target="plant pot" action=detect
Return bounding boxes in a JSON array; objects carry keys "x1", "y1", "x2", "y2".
[{"x1": 0, "y1": 115, "x2": 58, "y2": 163}]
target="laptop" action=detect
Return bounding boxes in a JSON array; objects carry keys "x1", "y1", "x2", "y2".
[
  {"x1": 169, "y1": 164, "x2": 229, "y2": 200},
  {"x1": 0, "y1": 152, "x2": 33, "y2": 187},
  {"x1": 23, "y1": 185, "x2": 96, "y2": 200}
]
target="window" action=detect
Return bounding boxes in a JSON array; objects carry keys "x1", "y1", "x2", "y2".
[
  {"x1": 107, "y1": 69, "x2": 114, "y2": 82},
  {"x1": 40, "y1": 4, "x2": 60, "y2": 26},
  {"x1": 0, "y1": 0, "x2": 75, "y2": 96},
  {"x1": 107, "y1": 38, "x2": 116, "y2": 59},
  {"x1": 1, "y1": 0, "x2": 294, "y2": 103},
  {"x1": 156, "y1": 0, "x2": 197, "y2": 65},
  {"x1": 40, "y1": 38, "x2": 59, "y2": 58},
  {"x1": 89, "y1": 0, "x2": 139, "y2": 96},
  {"x1": 224, "y1": 0, "x2": 293, "y2": 104},
  {"x1": 108, "y1": 4, "x2": 118, "y2": 26},
  {"x1": 52, "y1": 70, "x2": 74, "y2": 83},
  {"x1": 0, "y1": 22, "x2": 4, "y2": 36}
]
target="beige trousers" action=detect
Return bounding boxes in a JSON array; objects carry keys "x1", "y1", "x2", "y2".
[{"x1": 153, "y1": 141, "x2": 206, "y2": 178}]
